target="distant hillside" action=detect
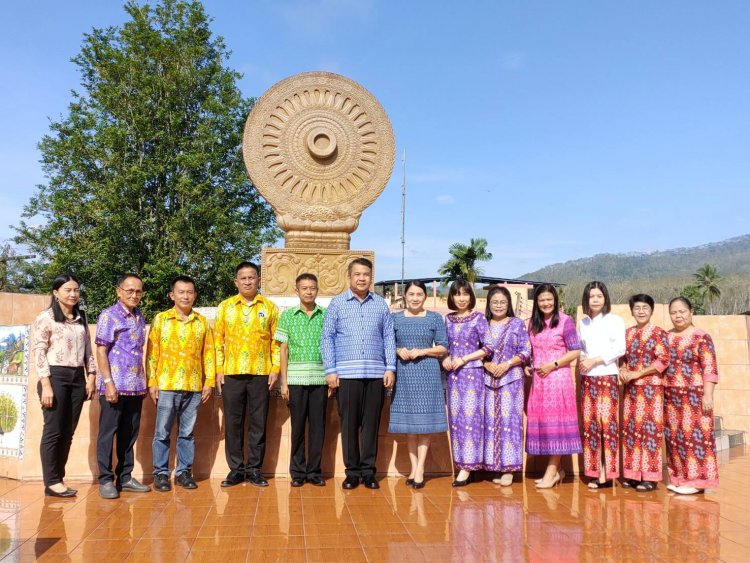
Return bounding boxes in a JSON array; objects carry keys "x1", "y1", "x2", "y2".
[{"x1": 521, "y1": 235, "x2": 750, "y2": 283}]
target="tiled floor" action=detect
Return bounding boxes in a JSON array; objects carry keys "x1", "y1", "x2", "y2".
[{"x1": 1, "y1": 446, "x2": 749, "y2": 562}]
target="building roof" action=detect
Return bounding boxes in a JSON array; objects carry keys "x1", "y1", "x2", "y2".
[{"x1": 374, "y1": 276, "x2": 564, "y2": 287}]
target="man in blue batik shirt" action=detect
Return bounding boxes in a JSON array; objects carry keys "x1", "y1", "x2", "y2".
[{"x1": 321, "y1": 257, "x2": 396, "y2": 490}]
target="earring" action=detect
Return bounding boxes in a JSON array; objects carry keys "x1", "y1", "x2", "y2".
[{"x1": 54, "y1": 297, "x2": 59, "y2": 303}]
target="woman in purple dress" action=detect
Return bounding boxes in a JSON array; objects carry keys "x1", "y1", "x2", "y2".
[
  {"x1": 482, "y1": 286, "x2": 531, "y2": 486},
  {"x1": 442, "y1": 280, "x2": 492, "y2": 487},
  {"x1": 525, "y1": 284, "x2": 582, "y2": 489}
]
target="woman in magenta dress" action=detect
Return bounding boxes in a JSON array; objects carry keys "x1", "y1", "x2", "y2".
[
  {"x1": 482, "y1": 286, "x2": 530, "y2": 486},
  {"x1": 664, "y1": 296, "x2": 719, "y2": 495},
  {"x1": 525, "y1": 283, "x2": 582, "y2": 489},
  {"x1": 442, "y1": 280, "x2": 492, "y2": 487}
]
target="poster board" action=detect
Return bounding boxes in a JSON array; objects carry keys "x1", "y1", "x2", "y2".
[{"x1": 0, "y1": 326, "x2": 30, "y2": 459}]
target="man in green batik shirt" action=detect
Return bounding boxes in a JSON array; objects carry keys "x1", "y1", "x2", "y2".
[{"x1": 275, "y1": 273, "x2": 328, "y2": 487}]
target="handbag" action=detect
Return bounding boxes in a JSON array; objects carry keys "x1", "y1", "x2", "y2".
[{"x1": 484, "y1": 322, "x2": 512, "y2": 389}]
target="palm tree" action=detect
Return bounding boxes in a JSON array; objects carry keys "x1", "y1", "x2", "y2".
[
  {"x1": 438, "y1": 238, "x2": 493, "y2": 283},
  {"x1": 693, "y1": 263, "x2": 722, "y2": 314}
]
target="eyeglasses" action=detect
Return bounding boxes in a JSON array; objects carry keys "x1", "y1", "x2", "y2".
[
  {"x1": 118, "y1": 287, "x2": 143, "y2": 296},
  {"x1": 632, "y1": 306, "x2": 651, "y2": 312}
]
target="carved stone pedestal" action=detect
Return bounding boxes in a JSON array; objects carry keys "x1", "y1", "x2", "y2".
[{"x1": 261, "y1": 248, "x2": 375, "y2": 297}]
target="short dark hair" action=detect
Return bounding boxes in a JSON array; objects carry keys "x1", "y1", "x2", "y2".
[
  {"x1": 447, "y1": 280, "x2": 476, "y2": 311},
  {"x1": 296, "y1": 273, "x2": 318, "y2": 285},
  {"x1": 116, "y1": 273, "x2": 142, "y2": 287},
  {"x1": 669, "y1": 296, "x2": 693, "y2": 312},
  {"x1": 582, "y1": 280, "x2": 611, "y2": 317},
  {"x1": 348, "y1": 257, "x2": 373, "y2": 274},
  {"x1": 404, "y1": 280, "x2": 428, "y2": 295},
  {"x1": 629, "y1": 293, "x2": 654, "y2": 311},
  {"x1": 485, "y1": 286, "x2": 515, "y2": 321},
  {"x1": 170, "y1": 275, "x2": 196, "y2": 292},
  {"x1": 235, "y1": 261, "x2": 260, "y2": 276},
  {"x1": 50, "y1": 274, "x2": 86, "y2": 325},
  {"x1": 530, "y1": 283, "x2": 560, "y2": 335}
]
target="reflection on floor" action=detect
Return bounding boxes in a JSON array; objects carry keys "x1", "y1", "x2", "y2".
[{"x1": 1, "y1": 446, "x2": 749, "y2": 562}]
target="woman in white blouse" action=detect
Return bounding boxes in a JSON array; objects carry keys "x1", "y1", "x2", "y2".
[
  {"x1": 32, "y1": 274, "x2": 96, "y2": 497},
  {"x1": 578, "y1": 281, "x2": 625, "y2": 489}
]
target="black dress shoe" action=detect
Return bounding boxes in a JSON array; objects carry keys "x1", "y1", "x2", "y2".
[
  {"x1": 221, "y1": 471, "x2": 245, "y2": 488},
  {"x1": 246, "y1": 472, "x2": 269, "y2": 487},
  {"x1": 307, "y1": 476, "x2": 326, "y2": 487},
  {"x1": 363, "y1": 475, "x2": 380, "y2": 490},
  {"x1": 405, "y1": 478, "x2": 415, "y2": 487},
  {"x1": 342, "y1": 476, "x2": 360, "y2": 490},
  {"x1": 44, "y1": 486, "x2": 76, "y2": 498},
  {"x1": 291, "y1": 478, "x2": 305, "y2": 487},
  {"x1": 154, "y1": 474, "x2": 171, "y2": 492},
  {"x1": 412, "y1": 480, "x2": 425, "y2": 490},
  {"x1": 120, "y1": 478, "x2": 150, "y2": 493},
  {"x1": 451, "y1": 477, "x2": 470, "y2": 487},
  {"x1": 176, "y1": 471, "x2": 198, "y2": 489}
]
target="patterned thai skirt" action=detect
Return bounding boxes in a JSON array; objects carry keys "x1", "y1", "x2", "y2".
[
  {"x1": 622, "y1": 383, "x2": 664, "y2": 482},
  {"x1": 447, "y1": 367, "x2": 486, "y2": 471},
  {"x1": 664, "y1": 386, "x2": 719, "y2": 489},
  {"x1": 483, "y1": 378, "x2": 524, "y2": 472},
  {"x1": 581, "y1": 375, "x2": 620, "y2": 479},
  {"x1": 526, "y1": 368, "x2": 582, "y2": 456}
]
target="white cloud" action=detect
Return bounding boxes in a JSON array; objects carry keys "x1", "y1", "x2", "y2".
[{"x1": 436, "y1": 194, "x2": 455, "y2": 205}]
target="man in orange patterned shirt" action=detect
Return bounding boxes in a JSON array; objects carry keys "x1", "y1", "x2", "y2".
[
  {"x1": 214, "y1": 262, "x2": 280, "y2": 487},
  {"x1": 147, "y1": 276, "x2": 215, "y2": 492}
]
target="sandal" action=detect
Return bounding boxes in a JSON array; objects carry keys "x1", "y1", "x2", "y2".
[
  {"x1": 587, "y1": 479, "x2": 613, "y2": 490},
  {"x1": 621, "y1": 479, "x2": 637, "y2": 489},
  {"x1": 635, "y1": 481, "x2": 656, "y2": 493}
]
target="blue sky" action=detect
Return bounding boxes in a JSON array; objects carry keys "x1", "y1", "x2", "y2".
[{"x1": 1, "y1": 0, "x2": 748, "y2": 281}]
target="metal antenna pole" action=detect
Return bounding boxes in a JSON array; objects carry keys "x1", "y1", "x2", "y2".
[{"x1": 400, "y1": 149, "x2": 406, "y2": 290}]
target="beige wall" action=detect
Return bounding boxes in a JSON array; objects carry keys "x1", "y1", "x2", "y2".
[
  {"x1": 2, "y1": 292, "x2": 747, "y2": 481},
  {"x1": 0, "y1": 292, "x2": 452, "y2": 481}
]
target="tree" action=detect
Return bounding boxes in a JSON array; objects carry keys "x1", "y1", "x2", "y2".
[
  {"x1": 0, "y1": 244, "x2": 40, "y2": 293},
  {"x1": 14, "y1": 0, "x2": 280, "y2": 318},
  {"x1": 693, "y1": 263, "x2": 722, "y2": 314},
  {"x1": 679, "y1": 285, "x2": 705, "y2": 315},
  {"x1": 438, "y1": 238, "x2": 493, "y2": 283}
]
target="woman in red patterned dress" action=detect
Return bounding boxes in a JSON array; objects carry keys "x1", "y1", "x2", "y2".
[
  {"x1": 619, "y1": 294, "x2": 669, "y2": 492},
  {"x1": 664, "y1": 296, "x2": 719, "y2": 495}
]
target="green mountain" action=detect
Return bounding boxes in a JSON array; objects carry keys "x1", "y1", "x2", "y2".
[{"x1": 521, "y1": 235, "x2": 750, "y2": 283}]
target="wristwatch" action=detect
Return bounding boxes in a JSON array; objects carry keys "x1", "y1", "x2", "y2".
[{"x1": 553, "y1": 361, "x2": 559, "y2": 368}]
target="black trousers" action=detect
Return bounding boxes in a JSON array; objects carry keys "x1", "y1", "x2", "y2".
[
  {"x1": 223, "y1": 375, "x2": 269, "y2": 473},
  {"x1": 288, "y1": 384, "x2": 328, "y2": 479},
  {"x1": 336, "y1": 378, "x2": 384, "y2": 478},
  {"x1": 96, "y1": 394, "x2": 144, "y2": 485},
  {"x1": 38, "y1": 366, "x2": 86, "y2": 487}
]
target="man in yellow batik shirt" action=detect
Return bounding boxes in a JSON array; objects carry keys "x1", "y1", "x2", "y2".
[
  {"x1": 214, "y1": 261, "x2": 280, "y2": 487},
  {"x1": 147, "y1": 275, "x2": 215, "y2": 492}
]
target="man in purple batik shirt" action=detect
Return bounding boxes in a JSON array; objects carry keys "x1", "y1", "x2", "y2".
[{"x1": 95, "y1": 273, "x2": 151, "y2": 499}]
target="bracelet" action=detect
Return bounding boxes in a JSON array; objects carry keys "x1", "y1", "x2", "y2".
[
  {"x1": 553, "y1": 361, "x2": 559, "y2": 368},
  {"x1": 103, "y1": 378, "x2": 113, "y2": 384}
]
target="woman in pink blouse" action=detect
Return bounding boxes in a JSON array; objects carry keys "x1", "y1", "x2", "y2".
[
  {"x1": 32, "y1": 274, "x2": 96, "y2": 497},
  {"x1": 664, "y1": 296, "x2": 719, "y2": 495}
]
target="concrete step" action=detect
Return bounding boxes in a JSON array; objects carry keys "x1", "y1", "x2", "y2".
[{"x1": 715, "y1": 429, "x2": 745, "y2": 451}]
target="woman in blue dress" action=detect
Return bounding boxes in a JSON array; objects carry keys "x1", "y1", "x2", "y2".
[{"x1": 389, "y1": 280, "x2": 449, "y2": 489}]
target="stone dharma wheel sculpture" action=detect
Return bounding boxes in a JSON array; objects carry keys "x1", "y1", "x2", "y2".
[
  {"x1": 243, "y1": 72, "x2": 395, "y2": 250},
  {"x1": 243, "y1": 72, "x2": 395, "y2": 296}
]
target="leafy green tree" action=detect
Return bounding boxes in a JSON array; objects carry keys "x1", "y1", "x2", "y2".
[
  {"x1": 14, "y1": 0, "x2": 280, "y2": 318},
  {"x1": 438, "y1": 238, "x2": 493, "y2": 283},
  {"x1": 693, "y1": 263, "x2": 722, "y2": 314},
  {"x1": 679, "y1": 285, "x2": 705, "y2": 315}
]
